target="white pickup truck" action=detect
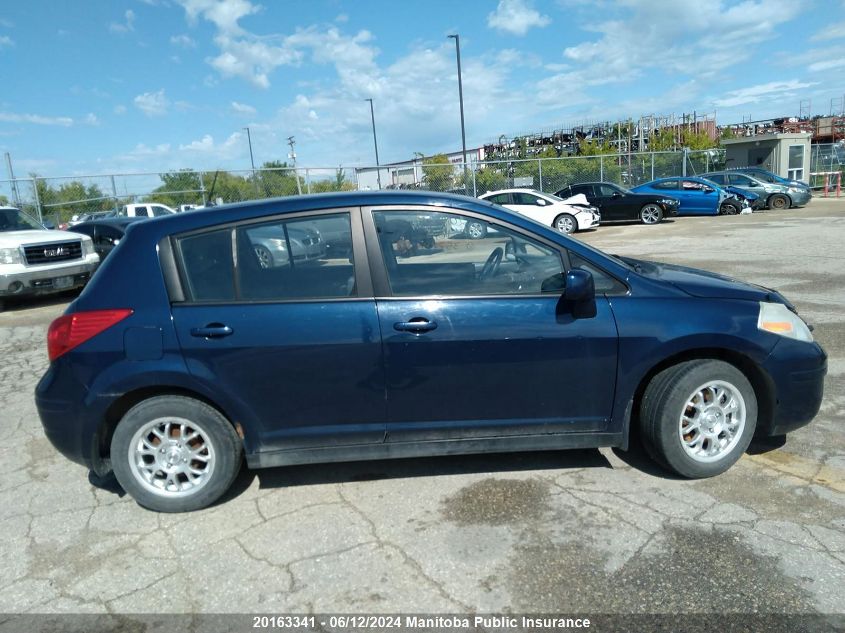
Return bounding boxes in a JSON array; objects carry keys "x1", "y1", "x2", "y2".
[{"x1": 0, "y1": 206, "x2": 100, "y2": 311}]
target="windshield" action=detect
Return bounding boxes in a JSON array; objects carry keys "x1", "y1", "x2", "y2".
[{"x1": 0, "y1": 207, "x2": 46, "y2": 232}]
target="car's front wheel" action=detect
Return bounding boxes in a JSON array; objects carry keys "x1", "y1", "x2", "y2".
[
  {"x1": 639, "y1": 360, "x2": 757, "y2": 478},
  {"x1": 553, "y1": 213, "x2": 577, "y2": 234},
  {"x1": 768, "y1": 193, "x2": 790, "y2": 210},
  {"x1": 639, "y1": 204, "x2": 663, "y2": 225},
  {"x1": 720, "y1": 201, "x2": 740, "y2": 215},
  {"x1": 464, "y1": 220, "x2": 487, "y2": 240},
  {"x1": 111, "y1": 396, "x2": 243, "y2": 512}
]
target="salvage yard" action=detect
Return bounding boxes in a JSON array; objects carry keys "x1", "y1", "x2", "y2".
[{"x1": 1, "y1": 198, "x2": 844, "y2": 622}]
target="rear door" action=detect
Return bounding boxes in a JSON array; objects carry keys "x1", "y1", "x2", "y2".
[
  {"x1": 363, "y1": 205, "x2": 619, "y2": 442},
  {"x1": 170, "y1": 209, "x2": 386, "y2": 452}
]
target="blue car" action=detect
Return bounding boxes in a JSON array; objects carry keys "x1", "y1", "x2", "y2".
[
  {"x1": 35, "y1": 191, "x2": 826, "y2": 512},
  {"x1": 631, "y1": 177, "x2": 731, "y2": 215}
]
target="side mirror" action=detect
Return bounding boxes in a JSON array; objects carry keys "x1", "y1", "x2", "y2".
[
  {"x1": 535, "y1": 198, "x2": 548, "y2": 206},
  {"x1": 611, "y1": 192, "x2": 622, "y2": 198},
  {"x1": 703, "y1": 187, "x2": 714, "y2": 193},
  {"x1": 564, "y1": 268, "x2": 594, "y2": 301}
]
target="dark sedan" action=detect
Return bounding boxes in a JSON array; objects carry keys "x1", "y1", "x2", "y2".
[
  {"x1": 66, "y1": 216, "x2": 145, "y2": 260},
  {"x1": 555, "y1": 182, "x2": 679, "y2": 224}
]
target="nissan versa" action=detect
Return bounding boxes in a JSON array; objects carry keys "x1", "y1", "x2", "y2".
[{"x1": 35, "y1": 191, "x2": 827, "y2": 512}]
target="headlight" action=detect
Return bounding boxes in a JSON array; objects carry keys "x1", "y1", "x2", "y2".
[
  {"x1": 81, "y1": 238, "x2": 95, "y2": 256},
  {"x1": 757, "y1": 302, "x2": 813, "y2": 342},
  {"x1": 788, "y1": 187, "x2": 801, "y2": 193},
  {"x1": 0, "y1": 247, "x2": 22, "y2": 265},
  {"x1": 658, "y1": 198, "x2": 676, "y2": 206}
]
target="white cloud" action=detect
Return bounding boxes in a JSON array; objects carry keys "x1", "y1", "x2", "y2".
[
  {"x1": 114, "y1": 105, "x2": 127, "y2": 114},
  {"x1": 170, "y1": 33, "x2": 196, "y2": 48},
  {"x1": 0, "y1": 35, "x2": 14, "y2": 48},
  {"x1": 0, "y1": 111, "x2": 74, "y2": 126},
  {"x1": 133, "y1": 89, "x2": 170, "y2": 116},
  {"x1": 713, "y1": 80, "x2": 818, "y2": 108},
  {"x1": 109, "y1": 9, "x2": 136, "y2": 33},
  {"x1": 178, "y1": 132, "x2": 243, "y2": 158},
  {"x1": 811, "y1": 21, "x2": 845, "y2": 41},
  {"x1": 808, "y1": 58, "x2": 845, "y2": 73},
  {"x1": 84, "y1": 113, "x2": 100, "y2": 126},
  {"x1": 487, "y1": 0, "x2": 550, "y2": 36},
  {"x1": 231, "y1": 101, "x2": 257, "y2": 115}
]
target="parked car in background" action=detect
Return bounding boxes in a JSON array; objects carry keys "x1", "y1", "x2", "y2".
[
  {"x1": 631, "y1": 178, "x2": 729, "y2": 216},
  {"x1": 555, "y1": 182, "x2": 679, "y2": 225},
  {"x1": 0, "y1": 206, "x2": 99, "y2": 311},
  {"x1": 66, "y1": 217, "x2": 145, "y2": 261},
  {"x1": 703, "y1": 171, "x2": 810, "y2": 209},
  {"x1": 178, "y1": 204, "x2": 202, "y2": 212},
  {"x1": 119, "y1": 203, "x2": 177, "y2": 218},
  {"x1": 247, "y1": 223, "x2": 326, "y2": 269},
  {"x1": 35, "y1": 191, "x2": 827, "y2": 512},
  {"x1": 479, "y1": 188, "x2": 600, "y2": 234},
  {"x1": 730, "y1": 167, "x2": 810, "y2": 193}
]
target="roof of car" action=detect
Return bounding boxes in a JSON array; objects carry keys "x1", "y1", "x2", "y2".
[
  {"x1": 72, "y1": 216, "x2": 146, "y2": 228},
  {"x1": 478, "y1": 188, "x2": 544, "y2": 196}
]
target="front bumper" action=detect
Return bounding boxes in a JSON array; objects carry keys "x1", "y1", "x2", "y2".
[
  {"x1": 0, "y1": 256, "x2": 100, "y2": 297},
  {"x1": 576, "y1": 212, "x2": 601, "y2": 230},
  {"x1": 759, "y1": 338, "x2": 827, "y2": 436},
  {"x1": 788, "y1": 190, "x2": 812, "y2": 207}
]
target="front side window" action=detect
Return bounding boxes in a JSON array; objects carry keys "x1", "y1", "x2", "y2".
[
  {"x1": 729, "y1": 174, "x2": 755, "y2": 187},
  {"x1": 373, "y1": 210, "x2": 564, "y2": 297},
  {"x1": 706, "y1": 174, "x2": 727, "y2": 185},
  {"x1": 597, "y1": 184, "x2": 618, "y2": 196}
]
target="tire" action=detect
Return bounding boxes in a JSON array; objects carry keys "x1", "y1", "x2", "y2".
[
  {"x1": 253, "y1": 244, "x2": 274, "y2": 269},
  {"x1": 768, "y1": 193, "x2": 790, "y2": 210},
  {"x1": 639, "y1": 204, "x2": 663, "y2": 225},
  {"x1": 639, "y1": 360, "x2": 757, "y2": 478},
  {"x1": 0, "y1": 299, "x2": 4, "y2": 313},
  {"x1": 720, "y1": 202, "x2": 740, "y2": 215},
  {"x1": 464, "y1": 220, "x2": 487, "y2": 240},
  {"x1": 553, "y1": 213, "x2": 577, "y2": 234},
  {"x1": 111, "y1": 396, "x2": 243, "y2": 512}
]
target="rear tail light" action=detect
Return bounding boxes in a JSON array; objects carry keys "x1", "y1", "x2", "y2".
[{"x1": 47, "y1": 309, "x2": 133, "y2": 361}]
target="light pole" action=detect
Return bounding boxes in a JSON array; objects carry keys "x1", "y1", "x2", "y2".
[
  {"x1": 365, "y1": 98, "x2": 381, "y2": 189},
  {"x1": 287, "y1": 136, "x2": 302, "y2": 195},
  {"x1": 243, "y1": 127, "x2": 258, "y2": 195},
  {"x1": 448, "y1": 34, "x2": 468, "y2": 181}
]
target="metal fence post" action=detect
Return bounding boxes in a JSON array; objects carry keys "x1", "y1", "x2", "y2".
[
  {"x1": 538, "y1": 158, "x2": 543, "y2": 192},
  {"x1": 600, "y1": 155, "x2": 604, "y2": 182},
  {"x1": 682, "y1": 147, "x2": 688, "y2": 177},
  {"x1": 306, "y1": 169, "x2": 311, "y2": 194},
  {"x1": 471, "y1": 163, "x2": 477, "y2": 197},
  {"x1": 32, "y1": 177, "x2": 42, "y2": 222},
  {"x1": 651, "y1": 153, "x2": 655, "y2": 180},
  {"x1": 110, "y1": 175, "x2": 119, "y2": 213},
  {"x1": 199, "y1": 172, "x2": 207, "y2": 206}
]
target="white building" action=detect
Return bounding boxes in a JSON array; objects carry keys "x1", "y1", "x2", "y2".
[{"x1": 355, "y1": 147, "x2": 485, "y2": 190}]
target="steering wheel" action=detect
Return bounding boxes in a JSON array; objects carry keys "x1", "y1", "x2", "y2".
[{"x1": 480, "y1": 247, "x2": 503, "y2": 280}]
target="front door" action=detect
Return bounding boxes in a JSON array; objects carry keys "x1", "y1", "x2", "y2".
[
  {"x1": 170, "y1": 210, "x2": 386, "y2": 452},
  {"x1": 592, "y1": 184, "x2": 629, "y2": 221},
  {"x1": 364, "y1": 207, "x2": 618, "y2": 442}
]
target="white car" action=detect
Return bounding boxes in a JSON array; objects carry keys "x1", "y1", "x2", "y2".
[
  {"x1": 0, "y1": 206, "x2": 99, "y2": 311},
  {"x1": 479, "y1": 188, "x2": 601, "y2": 234},
  {"x1": 118, "y1": 203, "x2": 176, "y2": 218}
]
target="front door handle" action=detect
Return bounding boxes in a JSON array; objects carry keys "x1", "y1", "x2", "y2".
[
  {"x1": 394, "y1": 319, "x2": 437, "y2": 333},
  {"x1": 190, "y1": 324, "x2": 233, "y2": 338}
]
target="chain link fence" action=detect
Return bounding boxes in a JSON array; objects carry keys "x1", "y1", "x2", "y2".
[
  {"x1": 810, "y1": 142, "x2": 845, "y2": 191},
  {"x1": 0, "y1": 149, "x2": 735, "y2": 225}
]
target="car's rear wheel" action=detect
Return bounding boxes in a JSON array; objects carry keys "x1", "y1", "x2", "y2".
[
  {"x1": 111, "y1": 396, "x2": 243, "y2": 512},
  {"x1": 720, "y1": 201, "x2": 740, "y2": 215},
  {"x1": 639, "y1": 204, "x2": 663, "y2": 225},
  {"x1": 464, "y1": 220, "x2": 487, "y2": 240},
  {"x1": 553, "y1": 213, "x2": 577, "y2": 234},
  {"x1": 639, "y1": 360, "x2": 757, "y2": 478},
  {"x1": 768, "y1": 193, "x2": 790, "y2": 210}
]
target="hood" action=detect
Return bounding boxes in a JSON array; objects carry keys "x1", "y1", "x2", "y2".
[
  {"x1": 621, "y1": 256, "x2": 792, "y2": 305},
  {"x1": 559, "y1": 193, "x2": 590, "y2": 206},
  {"x1": 724, "y1": 186, "x2": 759, "y2": 201},
  {"x1": 0, "y1": 229, "x2": 87, "y2": 246}
]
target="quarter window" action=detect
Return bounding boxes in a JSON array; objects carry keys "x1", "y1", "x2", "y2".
[
  {"x1": 373, "y1": 210, "x2": 564, "y2": 297},
  {"x1": 178, "y1": 229, "x2": 235, "y2": 302}
]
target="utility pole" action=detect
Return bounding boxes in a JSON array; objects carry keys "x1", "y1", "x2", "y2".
[
  {"x1": 244, "y1": 127, "x2": 258, "y2": 195},
  {"x1": 365, "y1": 98, "x2": 382, "y2": 189},
  {"x1": 448, "y1": 34, "x2": 468, "y2": 183},
  {"x1": 287, "y1": 136, "x2": 302, "y2": 195},
  {"x1": 4, "y1": 152, "x2": 21, "y2": 208}
]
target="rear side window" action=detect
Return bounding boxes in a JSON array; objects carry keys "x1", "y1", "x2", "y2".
[
  {"x1": 177, "y1": 229, "x2": 235, "y2": 302},
  {"x1": 486, "y1": 193, "x2": 511, "y2": 205},
  {"x1": 651, "y1": 180, "x2": 678, "y2": 190},
  {"x1": 135, "y1": 206, "x2": 149, "y2": 217}
]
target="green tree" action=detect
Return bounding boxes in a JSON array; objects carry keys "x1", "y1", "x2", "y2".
[
  {"x1": 422, "y1": 154, "x2": 455, "y2": 192},
  {"x1": 150, "y1": 169, "x2": 204, "y2": 207},
  {"x1": 255, "y1": 161, "x2": 301, "y2": 198}
]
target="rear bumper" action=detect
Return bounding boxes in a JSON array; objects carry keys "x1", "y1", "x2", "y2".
[{"x1": 760, "y1": 338, "x2": 827, "y2": 436}]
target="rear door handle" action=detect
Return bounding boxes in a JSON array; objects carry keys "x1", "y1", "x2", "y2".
[
  {"x1": 190, "y1": 324, "x2": 233, "y2": 338},
  {"x1": 394, "y1": 319, "x2": 437, "y2": 333}
]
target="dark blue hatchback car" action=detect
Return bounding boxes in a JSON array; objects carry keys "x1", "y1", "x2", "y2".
[{"x1": 35, "y1": 191, "x2": 827, "y2": 512}]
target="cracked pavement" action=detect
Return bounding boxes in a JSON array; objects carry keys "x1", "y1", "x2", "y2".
[{"x1": 0, "y1": 199, "x2": 843, "y2": 624}]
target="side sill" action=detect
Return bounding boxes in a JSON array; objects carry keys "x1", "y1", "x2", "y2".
[{"x1": 246, "y1": 432, "x2": 624, "y2": 469}]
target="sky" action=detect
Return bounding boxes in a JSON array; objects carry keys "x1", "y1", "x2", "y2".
[{"x1": 1, "y1": 0, "x2": 844, "y2": 178}]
